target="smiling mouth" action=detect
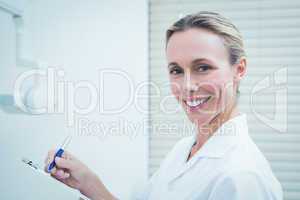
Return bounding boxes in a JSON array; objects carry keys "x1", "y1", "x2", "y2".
[{"x1": 184, "y1": 96, "x2": 212, "y2": 108}]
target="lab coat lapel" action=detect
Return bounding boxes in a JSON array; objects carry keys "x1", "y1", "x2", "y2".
[
  {"x1": 167, "y1": 114, "x2": 248, "y2": 183},
  {"x1": 167, "y1": 135, "x2": 198, "y2": 183}
]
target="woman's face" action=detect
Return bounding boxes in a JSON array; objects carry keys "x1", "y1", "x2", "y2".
[{"x1": 166, "y1": 28, "x2": 241, "y2": 126}]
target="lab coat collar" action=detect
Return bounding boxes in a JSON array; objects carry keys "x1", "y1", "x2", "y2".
[
  {"x1": 189, "y1": 113, "x2": 248, "y2": 159},
  {"x1": 168, "y1": 114, "x2": 249, "y2": 183}
]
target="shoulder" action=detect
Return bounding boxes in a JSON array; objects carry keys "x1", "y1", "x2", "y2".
[
  {"x1": 152, "y1": 136, "x2": 193, "y2": 172},
  {"x1": 209, "y1": 170, "x2": 283, "y2": 200},
  {"x1": 215, "y1": 170, "x2": 265, "y2": 186},
  {"x1": 164, "y1": 136, "x2": 194, "y2": 160}
]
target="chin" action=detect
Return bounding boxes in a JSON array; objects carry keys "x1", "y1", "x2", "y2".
[{"x1": 187, "y1": 112, "x2": 216, "y2": 127}]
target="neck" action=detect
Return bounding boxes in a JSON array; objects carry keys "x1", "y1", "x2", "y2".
[{"x1": 193, "y1": 102, "x2": 240, "y2": 151}]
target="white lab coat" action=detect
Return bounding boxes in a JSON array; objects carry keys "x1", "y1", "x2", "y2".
[{"x1": 131, "y1": 114, "x2": 283, "y2": 200}]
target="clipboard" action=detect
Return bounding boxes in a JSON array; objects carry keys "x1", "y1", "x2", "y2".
[{"x1": 21, "y1": 157, "x2": 88, "y2": 200}]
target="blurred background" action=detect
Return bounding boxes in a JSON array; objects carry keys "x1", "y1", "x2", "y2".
[
  {"x1": 0, "y1": 0, "x2": 299, "y2": 200},
  {"x1": 149, "y1": 1, "x2": 300, "y2": 200}
]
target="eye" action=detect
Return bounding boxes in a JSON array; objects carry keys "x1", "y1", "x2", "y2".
[
  {"x1": 169, "y1": 66, "x2": 183, "y2": 75},
  {"x1": 195, "y1": 64, "x2": 212, "y2": 72}
]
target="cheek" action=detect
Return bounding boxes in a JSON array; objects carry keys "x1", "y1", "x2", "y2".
[
  {"x1": 170, "y1": 79, "x2": 182, "y2": 99},
  {"x1": 201, "y1": 74, "x2": 228, "y2": 98},
  {"x1": 210, "y1": 74, "x2": 235, "y2": 108},
  {"x1": 200, "y1": 71, "x2": 231, "y2": 100}
]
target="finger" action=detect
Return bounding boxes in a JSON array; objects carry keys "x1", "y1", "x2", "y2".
[
  {"x1": 44, "y1": 161, "x2": 57, "y2": 173},
  {"x1": 55, "y1": 157, "x2": 75, "y2": 170},
  {"x1": 63, "y1": 172, "x2": 70, "y2": 179},
  {"x1": 61, "y1": 150, "x2": 73, "y2": 160},
  {"x1": 45, "y1": 149, "x2": 63, "y2": 166},
  {"x1": 50, "y1": 171, "x2": 70, "y2": 182},
  {"x1": 49, "y1": 166, "x2": 57, "y2": 175},
  {"x1": 44, "y1": 149, "x2": 56, "y2": 165},
  {"x1": 44, "y1": 152, "x2": 74, "y2": 174},
  {"x1": 55, "y1": 169, "x2": 70, "y2": 179},
  {"x1": 44, "y1": 160, "x2": 53, "y2": 173},
  {"x1": 45, "y1": 149, "x2": 73, "y2": 166}
]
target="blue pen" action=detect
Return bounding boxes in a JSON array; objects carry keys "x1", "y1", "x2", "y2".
[{"x1": 47, "y1": 135, "x2": 72, "y2": 172}]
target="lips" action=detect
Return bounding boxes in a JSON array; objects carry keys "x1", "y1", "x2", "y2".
[{"x1": 184, "y1": 96, "x2": 211, "y2": 111}]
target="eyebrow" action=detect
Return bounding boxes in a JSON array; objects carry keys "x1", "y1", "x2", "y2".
[
  {"x1": 191, "y1": 58, "x2": 214, "y2": 65},
  {"x1": 168, "y1": 58, "x2": 214, "y2": 69},
  {"x1": 168, "y1": 62, "x2": 179, "y2": 69}
]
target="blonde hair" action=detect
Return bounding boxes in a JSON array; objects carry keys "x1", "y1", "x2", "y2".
[{"x1": 166, "y1": 11, "x2": 246, "y2": 65}]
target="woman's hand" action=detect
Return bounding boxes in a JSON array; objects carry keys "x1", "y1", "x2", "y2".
[{"x1": 45, "y1": 150, "x2": 116, "y2": 200}]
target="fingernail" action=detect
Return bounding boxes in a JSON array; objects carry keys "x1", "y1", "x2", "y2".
[
  {"x1": 55, "y1": 157, "x2": 61, "y2": 163},
  {"x1": 50, "y1": 168, "x2": 56, "y2": 174},
  {"x1": 65, "y1": 173, "x2": 70, "y2": 178}
]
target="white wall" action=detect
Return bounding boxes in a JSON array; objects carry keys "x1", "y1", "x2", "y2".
[
  {"x1": 0, "y1": 0, "x2": 25, "y2": 13},
  {"x1": 0, "y1": 0, "x2": 149, "y2": 199}
]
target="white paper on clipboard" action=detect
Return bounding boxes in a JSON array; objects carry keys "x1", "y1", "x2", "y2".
[{"x1": 20, "y1": 158, "x2": 88, "y2": 200}]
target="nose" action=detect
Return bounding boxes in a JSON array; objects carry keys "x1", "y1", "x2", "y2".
[{"x1": 183, "y1": 72, "x2": 199, "y2": 94}]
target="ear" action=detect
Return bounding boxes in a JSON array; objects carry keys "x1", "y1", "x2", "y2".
[{"x1": 233, "y1": 57, "x2": 247, "y2": 82}]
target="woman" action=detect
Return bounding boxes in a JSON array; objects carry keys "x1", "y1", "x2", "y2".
[{"x1": 45, "y1": 11, "x2": 283, "y2": 200}]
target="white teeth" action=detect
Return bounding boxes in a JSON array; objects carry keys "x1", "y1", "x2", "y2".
[{"x1": 186, "y1": 97, "x2": 209, "y2": 107}]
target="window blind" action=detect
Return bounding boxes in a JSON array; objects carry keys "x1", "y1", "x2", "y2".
[{"x1": 149, "y1": 1, "x2": 300, "y2": 199}]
